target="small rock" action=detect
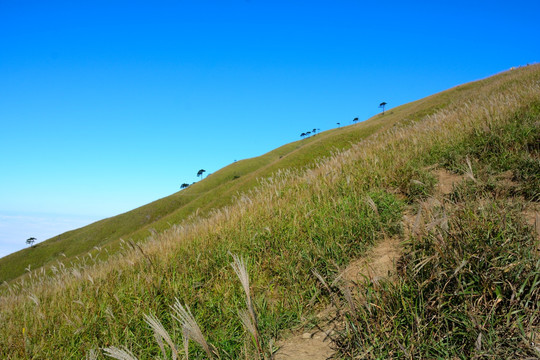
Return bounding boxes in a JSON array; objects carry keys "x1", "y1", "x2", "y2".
[{"x1": 302, "y1": 333, "x2": 312, "y2": 339}]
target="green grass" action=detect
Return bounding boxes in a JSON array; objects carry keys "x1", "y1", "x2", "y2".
[
  {"x1": 431, "y1": 100, "x2": 540, "y2": 201},
  {"x1": 336, "y1": 195, "x2": 539, "y2": 358},
  {"x1": 0, "y1": 62, "x2": 514, "y2": 284},
  {"x1": 0, "y1": 64, "x2": 539, "y2": 359},
  {"x1": 0, "y1": 65, "x2": 485, "y2": 284},
  {"x1": 333, "y1": 90, "x2": 540, "y2": 359},
  {"x1": 0, "y1": 115, "x2": 386, "y2": 284}
]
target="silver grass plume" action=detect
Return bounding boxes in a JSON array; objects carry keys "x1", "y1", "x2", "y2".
[
  {"x1": 238, "y1": 309, "x2": 262, "y2": 360},
  {"x1": 183, "y1": 327, "x2": 190, "y2": 360},
  {"x1": 170, "y1": 299, "x2": 214, "y2": 358},
  {"x1": 465, "y1": 156, "x2": 477, "y2": 182},
  {"x1": 154, "y1": 331, "x2": 167, "y2": 360},
  {"x1": 102, "y1": 346, "x2": 138, "y2": 360},
  {"x1": 365, "y1": 195, "x2": 379, "y2": 217},
  {"x1": 230, "y1": 254, "x2": 253, "y2": 313},
  {"x1": 238, "y1": 309, "x2": 257, "y2": 339},
  {"x1": 340, "y1": 283, "x2": 357, "y2": 316},
  {"x1": 231, "y1": 254, "x2": 264, "y2": 359},
  {"x1": 311, "y1": 268, "x2": 332, "y2": 294},
  {"x1": 143, "y1": 313, "x2": 179, "y2": 360},
  {"x1": 86, "y1": 348, "x2": 98, "y2": 360}
]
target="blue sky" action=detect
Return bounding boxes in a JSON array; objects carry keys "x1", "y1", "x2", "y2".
[{"x1": 1, "y1": 0, "x2": 539, "y2": 257}]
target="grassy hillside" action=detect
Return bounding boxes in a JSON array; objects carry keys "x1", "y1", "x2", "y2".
[
  {"x1": 0, "y1": 71, "x2": 480, "y2": 284},
  {"x1": 0, "y1": 121, "x2": 372, "y2": 282},
  {"x1": 0, "y1": 65, "x2": 538, "y2": 359}
]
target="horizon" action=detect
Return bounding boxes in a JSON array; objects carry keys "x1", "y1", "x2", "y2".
[{"x1": 1, "y1": 0, "x2": 539, "y2": 257}]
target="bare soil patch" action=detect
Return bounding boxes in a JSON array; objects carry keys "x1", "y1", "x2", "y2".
[
  {"x1": 341, "y1": 237, "x2": 400, "y2": 284},
  {"x1": 274, "y1": 238, "x2": 401, "y2": 360},
  {"x1": 434, "y1": 168, "x2": 465, "y2": 195},
  {"x1": 273, "y1": 329, "x2": 336, "y2": 360},
  {"x1": 523, "y1": 204, "x2": 540, "y2": 237},
  {"x1": 522, "y1": 204, "x2": 540, "y2": 256}
]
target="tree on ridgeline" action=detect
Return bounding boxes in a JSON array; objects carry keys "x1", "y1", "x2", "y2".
[
  {"x1": 306, "y1": 131, "x2": 311, "y2": 137},
  {"x1": 26, "y1": 237, "x2": 36, "y2": 247},
  {"x1": 379, "y1": 102, "x2": 387, "y2": 115},
  {"x1": 312, "y1": 128, "x2": 317, "y2": 135},
  {"x1": 180, "y1": 183, "x2": 189, "y2": 189},
  {"x1": 337, "y1": 122, "x2": 341, "y2": 128},
  {"x1": 300, "y1": 132, "x2": 306, "y2": 139},
  {"x1": 197, "y1": 169, "x2": 206, "y2": 180},
  {"x1": 353, "y1": 117, "x2": 359, "y2": 124}
]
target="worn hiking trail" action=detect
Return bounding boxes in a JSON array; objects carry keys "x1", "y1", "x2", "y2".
[
  {"x1": 273, "y1": 168, "x2": 466, "y2": 359},
  {"x1": 274, "y1": 168, "x2": 540, "y2": 358},
  {"x1": 274, "y1": 237, "x2": 401, "y2": 360}
]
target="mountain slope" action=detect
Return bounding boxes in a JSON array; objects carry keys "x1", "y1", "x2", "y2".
[
  {"x1": 0, "y1": 72, "x2": 481, "y2": 283},
  {"x1": 1, "y1": 65, "x2": 538, "y2": 359}
]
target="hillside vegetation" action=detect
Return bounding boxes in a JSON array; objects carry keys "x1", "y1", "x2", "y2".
[
  {"x1": 0, "y1": 62, "x2": 498, "y2": 285},
  {"x1": 0, "y1": 99, "x2": 414, "y2": 283},
  {"x1": 0, "y1": 65, "x2": 538, "y2": 359}
]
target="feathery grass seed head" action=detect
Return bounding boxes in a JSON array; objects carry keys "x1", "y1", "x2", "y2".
[
  {"x1": 230, "y1": 254, "x2": 252, "y2": 310},
  {"x1": 102, "y1": 346, "x2": 139, "y2": 360},
  {"x1": 143, "y1": 313, "x2": 178, "y2": 360},
  {"x1": 170, "y1": 299, "x2": 213, "y2": 358}
]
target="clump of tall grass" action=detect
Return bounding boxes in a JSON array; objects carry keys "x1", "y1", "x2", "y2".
[
  {"x1": 339, "y1": 202, "x2": 539, "y2": 357},
  {"x1": 144, "y1": 313, "x2": 180, "y2": 359},
  {"x1": 102, "y1": 254, "x2": 268, "y2": 359},
  {"x1": 171, "y1": 300, "x2": 218, "y2": 359},
  {"x1": 230, "y1": 254, "x2": 267, "y2": 359}
]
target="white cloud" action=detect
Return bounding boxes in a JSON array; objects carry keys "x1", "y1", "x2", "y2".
[{"x1": 0, "y1": 212, "x2": 99, "y2": 258}]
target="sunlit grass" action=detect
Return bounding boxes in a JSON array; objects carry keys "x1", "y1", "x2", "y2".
[{"x1": 0, "y1": 65, "x2": 538, "y2": 359}]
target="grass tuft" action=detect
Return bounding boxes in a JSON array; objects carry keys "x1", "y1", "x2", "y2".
[
  {"x1": 103, "y1": 346, "x2": 139, "y2": 360},
  {"x1": 143, "y1": 313, "x2": 179, "y2": 360},
  {"x1": 230, "y1": 254, "x2": 266, "y2": 359},
  {"x1": 171, "y1": 299, "x2": 216, "y2": 359}
]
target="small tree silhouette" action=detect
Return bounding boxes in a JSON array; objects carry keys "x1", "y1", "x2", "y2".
[
  {"x1": 312, "y1": 128, "x2": 317, "y2": 135},
  {"x1": 26, "y1": 237, "x2": 36, "y2": 247},
  {"x1": 197, "y1": 169, "x2": 206, "y2": 180},
  {"x1": 353, "y1": 117, "x2": 359, "y2": 124},
  {"x1": 180, "y1": 183, "x2": 189, "y2": 189},
  {"x1": 337, "y1": 122, "x2": 341, "y2": 128},
  {"x1": 379, "y1": 102, "x2": 387, "y2": 115},
  {"x1": 300, "y1": 132, "x2": 306, "y2": 139},
  {"x1": 306, "y1": 131, "x2": 311, "y2": 137}
]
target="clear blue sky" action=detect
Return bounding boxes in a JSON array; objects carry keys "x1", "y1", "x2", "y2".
[{"x1": 1, "y1": 0, "x2": 539, "y2": 257}]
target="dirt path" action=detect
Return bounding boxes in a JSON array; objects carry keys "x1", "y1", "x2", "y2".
[
  {"x1": 274, "y1": 236, "x2": 401, "y2": 360},
  {"x1": 433, "y1": 168, "x2": 464, "y2": 195},
  {"x1": 274, "y1": 168, "x2": 540, "y2": 359},
  {"x1": 523, "y1": 203, "x2": 540, "y2": 254},
  {"x1": 274, "y1": 168, "x2": 465, "y2": 360}
]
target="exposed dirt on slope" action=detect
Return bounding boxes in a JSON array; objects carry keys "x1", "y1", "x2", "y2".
[
  {"x1": 274, "y1": 237, "x2": 402, "y2": 360},
  {"x1": 273, "y1": 328, "x2": 336, "y2": 360},
  {"x1": 274, "y1": 168, "x2": 465, "y2": 360},
  {"x1": 523, "y1": 204, "x2": 540, "y2": 237},
  {"x1": 522, "y1": 203, "x2": 540, "y2": 256},
  {"x1": 342, "y1": 237, "x2": 401, "y2": 284},
  {"x1": 433, "y1": 168, "x2": 465, "y2": 195}
]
